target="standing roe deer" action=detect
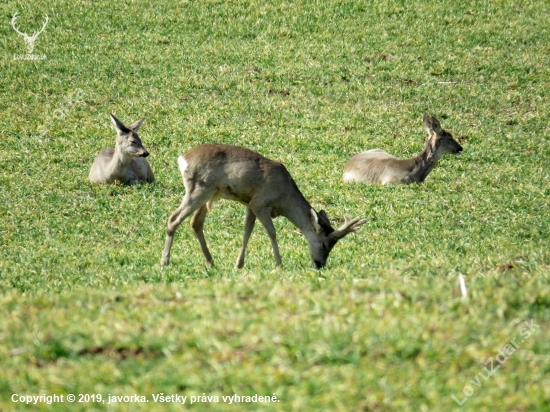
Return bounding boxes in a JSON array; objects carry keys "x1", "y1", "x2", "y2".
[
  {"x1": 343, "y1": 115, "x2": 462, "y2": 185},
  {"x1": 89, "y1": 114, "x2": 155, "y2": 185},
  {"x1": 161, "y1": 144, "x2": 366, "y2": 269}
]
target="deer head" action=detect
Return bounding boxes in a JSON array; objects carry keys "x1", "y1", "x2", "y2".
[{"x1": 12, "y1": 12, "x2": 49, "y2": 55}]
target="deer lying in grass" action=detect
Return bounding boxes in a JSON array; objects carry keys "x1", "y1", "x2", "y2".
[
  {"x1": 161, "y1": 144, "x2": 366, "y2": 269},
  {"x1": 343, "y1": 115, "x2": 462, "y2": 185},
  {"x1": 89, "y1": 114, "x2": 155, "y2": 185}
]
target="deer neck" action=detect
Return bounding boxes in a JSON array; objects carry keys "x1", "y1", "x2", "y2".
[
  {"x1": 409, "y1": 139, "x2": 441, "y2": 183},
  {"x1": 106, "y1": 145, "x2": 132, "y2": 179},
  {"x1": 279, "y1": 186, "x2": 318, "y2": 238}
]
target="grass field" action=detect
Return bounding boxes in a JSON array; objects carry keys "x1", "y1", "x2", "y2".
[{"x1": 1, "y1": 0, "x2": 549, "y2": 410}]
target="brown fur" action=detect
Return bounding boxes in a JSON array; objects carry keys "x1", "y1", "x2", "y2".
[
  {"x1": 89, "y1": 114, "x2": 154, "y2": 185},
  {"x1": 161, "y1": 144, "x2": 366, "y2": 269},
  {"x1": 343, "y1": 115, "x2": 462, "y2": 185}
]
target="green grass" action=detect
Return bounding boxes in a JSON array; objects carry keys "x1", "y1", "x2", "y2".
[{"x1": 1, "y1": 0, "x2": 549, "y2": 410}]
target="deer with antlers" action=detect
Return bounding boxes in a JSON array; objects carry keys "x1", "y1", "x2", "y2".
[
  {"x1": 161, "y1": 144, "x2": 367, "y2": 269},
  {"x1": 11, "y1": 12, "x2": 49, "y2": 55}
]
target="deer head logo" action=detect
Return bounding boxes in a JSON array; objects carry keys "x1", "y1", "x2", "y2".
[{"x1": 11, "y1": 12, "x2": 49, "y2": 55}]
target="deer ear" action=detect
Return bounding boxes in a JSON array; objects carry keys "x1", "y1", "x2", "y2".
[
  {"x1": 128, "y1": 118, "x2": 145, "y2": 132},
  {"x1": 310, "y1": 209, "x2": 322, "y2": 233},
  {"x1": 423, "y1": 114, "x2": 442, "y2": 133},
  {"x1": 110, "y1": 114, "x2": 130, "y2": 134}
]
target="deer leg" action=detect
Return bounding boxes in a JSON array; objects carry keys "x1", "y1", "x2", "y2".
[
  {"x1": 190, "y1": 205, "x2": 213, "y2": 266},
  {"x1": 236, "y1": 207, "x2": 256, "y2": 269},
  {"x1": 161, "y1": 189, "x2": 214, "y2": 266},
  {"x1": 253, "y1": 208, "x2": 282, "y2": 266}
]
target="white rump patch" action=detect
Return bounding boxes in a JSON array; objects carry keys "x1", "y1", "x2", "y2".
[
  {"x1": 177, "y1": 155, "x2": 188, "y2": 178},
  {"x1": 342, "y1": 170, "x2": 358, "y2": 182}
]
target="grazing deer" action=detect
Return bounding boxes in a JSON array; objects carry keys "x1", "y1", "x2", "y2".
[
  {"x1": 343, "y1": 115, "x2": 463, "y2": 185},
  {"x1": 11, "y1": 12, "x2": 49, "y2": 55},
  {"x1": 161, "y1": 144, "x2": 366, "y2": 269},
  {"x1": 89, "y1": 114, "x2": 155, "y2": 185}
]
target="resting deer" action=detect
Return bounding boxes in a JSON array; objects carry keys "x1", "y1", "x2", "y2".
[
  {"x1": 161, "y1": 144, "x2": 366, "y2": 269},
  {"x1": 343, "y1": 115, "x2": 462, "y2": 185},
  {"x1": 89, "y1": 114, "x2": 155, "y2": 185}
]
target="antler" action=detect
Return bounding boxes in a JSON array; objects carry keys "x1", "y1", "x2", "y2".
[
  {"x1": 31, "y1": 15, "x2": 49, "y2": 39},
  {"x1": 11, "y1": 12, "x2": 26, "y2": 37},
  {"x1": 329, "y1": 215, "x2": 367, "y2": 240},
  {"x1": 11, "y1": 13, "x2": 49, "y2": 39}
]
